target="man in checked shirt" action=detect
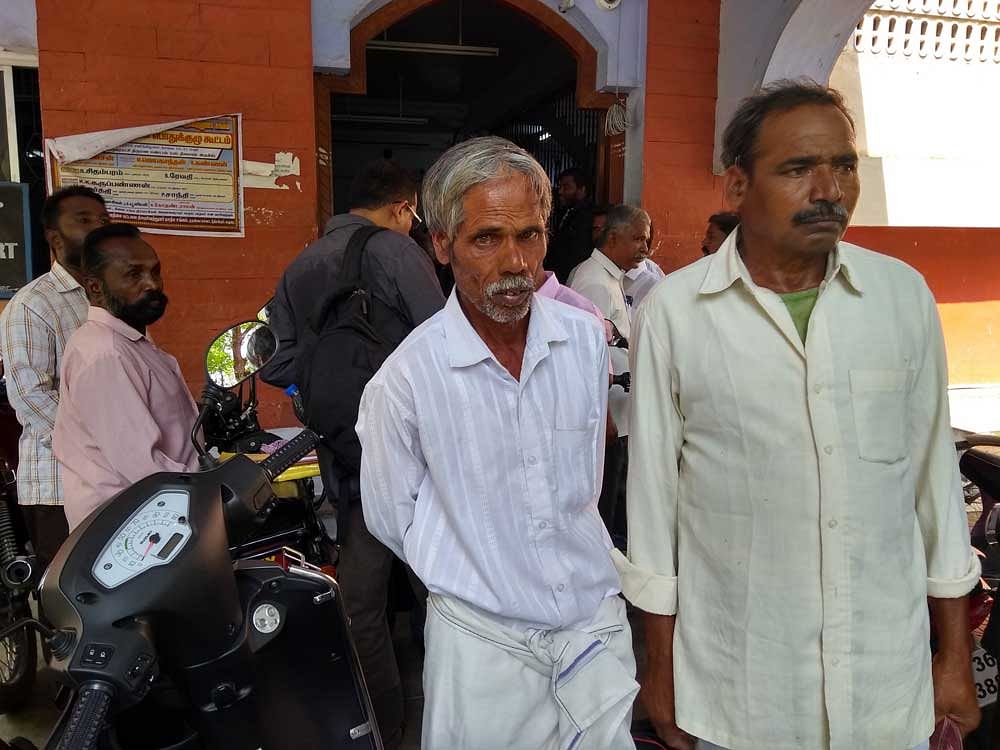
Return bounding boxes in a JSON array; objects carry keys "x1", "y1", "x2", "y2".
[{"x1": 0, "y1": 186, "x2": 109, "y2": 564}]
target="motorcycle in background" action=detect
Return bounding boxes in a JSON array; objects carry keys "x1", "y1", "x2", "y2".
[
  {"x1": 0, "y1": 378, "x2": 41, "y2": 713},
  {"x1": 955, "y1": 434, "x2": 1000, "y2": 748}
]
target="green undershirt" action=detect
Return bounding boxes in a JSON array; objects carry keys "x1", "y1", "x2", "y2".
[{"x1": 779, "y1": 287, "x2": 819, "y2": 343}]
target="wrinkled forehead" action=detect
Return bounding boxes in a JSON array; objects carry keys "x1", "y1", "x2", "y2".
[
  {"x1": 754, "y1": 104, "x2": 857, "y2": 165},
  {"x1": 459, "y1": 175, "x2": 546, "y2": 227}
]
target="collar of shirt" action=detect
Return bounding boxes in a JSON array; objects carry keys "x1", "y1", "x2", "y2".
[
  {"x1": 698, "y1": 232, "x2": 865, "y2": 297},
  {"x1": 536, "y1": 270, "x2": 561, "y2": 298},
  {"x1": 86, "y1": 306, "x2": 146, "y2": 343},
  {"x1": 441, "y1": 289, "x2": 569, "y2": 369},
  {"x1": 589, "y1": 249, "x2": 626, "y2": 283},
  {"x1": 49, "y1": 262, "x2": 85, "y2": 294},
  {"x1": 324, "y1": 212, "x2": 377, "y2": 235}
]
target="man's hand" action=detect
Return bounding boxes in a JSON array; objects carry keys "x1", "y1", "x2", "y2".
[
  {"x1": 932, "y1": 648, "x2": 980, "y2": 736},
  {"x1": 641, "y1": 669, "x2": 695, "y2": 749},
  {"x1": 929, "y1": 596, "x2": 980, "y2": 736},
  {"x1": 642, "y1": 613, "x2": 695, "y2": 749}
]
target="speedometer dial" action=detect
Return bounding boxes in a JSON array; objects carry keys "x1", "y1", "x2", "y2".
[{"x1": 92, "y1": 490, "x2": 192, "y2": 589}]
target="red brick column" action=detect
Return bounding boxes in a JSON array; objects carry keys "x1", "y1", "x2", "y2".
[
  {"x1": 35, "y1": 0, "x2": 318, "y2": 424},
  {"x1": 642, "y1": 0, "x2": 726, "y2": 273}
]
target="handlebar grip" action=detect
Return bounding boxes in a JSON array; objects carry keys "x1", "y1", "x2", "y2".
[
  {"x1": 54, "y1": 682, "x2": 114, "y2": 750},
  {"x1": 259, "y1": 429, "x2": 321, "y2": 481}
]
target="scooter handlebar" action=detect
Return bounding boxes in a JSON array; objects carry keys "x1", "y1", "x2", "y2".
[
  {"x1": 259, "y1": 429, "x2": 321, "y2": 481},
  {"x1": 51, "y1": 681, "x2": 114, "y2": 750}
]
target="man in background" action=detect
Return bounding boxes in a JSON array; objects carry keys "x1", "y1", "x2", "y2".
[
  {"x1": 546, "y1": 167, "x2": 594, "y2": 283},
  {"x1": 701, "y1": 211, "x2": 739, "y2": 255},
  {"x1": 0, "y1": 186, "x2": 109, "y2": 562},
  {"x1": 53, "y1": 223, "x2": 198, "y2": 530},
  {"x1": 571, "y1": 204, "x2": 651, "y2": 538}
]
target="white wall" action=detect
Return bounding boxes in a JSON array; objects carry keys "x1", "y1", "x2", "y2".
[{"x1": 831, "y1": 11, "x2": 1000, "y2": 227}]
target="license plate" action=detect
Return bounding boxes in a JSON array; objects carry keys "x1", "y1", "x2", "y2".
[{"x1": 972, "y1": 647, "x2": 999, "y2": 707}]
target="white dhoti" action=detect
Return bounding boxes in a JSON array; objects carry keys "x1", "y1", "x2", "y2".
[{"x1": 421, "y1": 593, "x2": 638, "y2": 750}]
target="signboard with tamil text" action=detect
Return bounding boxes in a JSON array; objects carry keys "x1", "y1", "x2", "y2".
[{"x1": 46, "y1": 114, "x2": 244, "y2": 237}]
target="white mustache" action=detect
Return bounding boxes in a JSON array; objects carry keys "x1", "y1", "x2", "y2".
[{"x1": 485, "y1": 275, "x2": 533, "y2": 297}]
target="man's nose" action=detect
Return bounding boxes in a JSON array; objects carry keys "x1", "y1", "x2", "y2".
[
  {"x1": 809, "y1": 165, "x2": 844, "y2": 204},
  {"x1": 498, "y1": 237, "x2": 529, "y2": 274}
]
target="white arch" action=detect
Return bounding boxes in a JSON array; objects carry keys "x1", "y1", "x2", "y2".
[
  {"x1": 714, "y1": 0, "x2": 873, "y2": 170},
  {"x1": 312, "y1": 0, "x2": 645, "y2": 93}
]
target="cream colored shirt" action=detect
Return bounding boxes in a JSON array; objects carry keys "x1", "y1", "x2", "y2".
[
  {"x1": 617, "y1": 235, "x2": 980, "y2": 750},
  {"x1": 571, "y1": 249, "x2": 631, "y2": 436}
]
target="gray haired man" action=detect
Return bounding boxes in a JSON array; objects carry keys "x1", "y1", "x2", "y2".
[
  {"x1": 356, "y1": 137, "x2": 638, "y2": 749},
  {"x1": 570, "y1": 204, "x2": 651, "y2": 535}
]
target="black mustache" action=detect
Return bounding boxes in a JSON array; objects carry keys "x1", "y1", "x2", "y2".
[
  {"x1": 140, "y1": 291, "x2": 168, "y2": 307},
  {"x1": 793, "y1": 202, "x2": 849, "y2": 225}
]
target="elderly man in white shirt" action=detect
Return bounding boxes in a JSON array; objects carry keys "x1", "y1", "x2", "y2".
[
  {"x1": 621, "y1": 80, "x2": 979, "y2": 750},
  {"x1": 357, "y1": 136, "x2": 637, "y2": 750},
  {"x1": 571, "y1": 205, "x2": 651, "y2": 536}
]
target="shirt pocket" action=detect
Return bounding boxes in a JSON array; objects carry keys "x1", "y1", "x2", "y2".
[
  {"x1": 554, "y1": 419, "x2": 599, "y2": 509},
  {"x1": 849, "y1": 368, "x2": 913, "y2": 464}
]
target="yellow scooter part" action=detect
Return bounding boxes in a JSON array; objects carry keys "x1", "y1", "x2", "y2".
[{"x1": 218, "y1": 452, "x2": 322, "y2": 485}]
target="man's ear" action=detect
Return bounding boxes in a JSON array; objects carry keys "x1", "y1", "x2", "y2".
[
  {"x1": 83, "y1": 275, "x2": 103, "y2": 305},
  {"x1": 431, "y1": 233, "x2": 451, "y2": 266},
  {"x1": 724, "y1": 165, "x2": 749, "y2": 211},
  {"x1": 45, "y1": 229, "x2": 63, "y2": 256}
]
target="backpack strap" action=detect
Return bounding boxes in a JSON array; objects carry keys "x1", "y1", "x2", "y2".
[
  {"x1": 307, "y1": 224, "x2": 387, "y2": 334},
  {"x1": 340, "y1": 224, "x2": 387, "y2": 289}
]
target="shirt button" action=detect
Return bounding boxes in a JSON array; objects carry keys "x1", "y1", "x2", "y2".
[
  {"x1": 824, "y1": 445, "x2": 834, "y2": 455},
  {"x1": 831, "y1": 657, "x2": 841, "y2": 667},
  {"x1": 527, "y1": 455, "x2": 538, "y2": 466},
  {"x1": 557, "y1": 584, "x2": 566, "y2": 592},
  {"x1": 538, "y1": 521, "x2": 547, "y2": 530},
  {"x1": 828, "y1": 519, "x2": 838, "y2": 529},
  {"x1": 813, "y1": 383, "x2": 822, "y2": 394}
]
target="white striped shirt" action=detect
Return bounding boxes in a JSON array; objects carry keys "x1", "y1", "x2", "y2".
[
  {"x1": 0, "y1": 263, "x2": 88, "y2": 506},
  {"x1": 357, "y1": 291, "x2": 621, "y2": 630}
]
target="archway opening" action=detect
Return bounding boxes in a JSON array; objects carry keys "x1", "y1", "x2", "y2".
[{"x1": 319, "y1": 0, "x2": 622, "y2": 220}]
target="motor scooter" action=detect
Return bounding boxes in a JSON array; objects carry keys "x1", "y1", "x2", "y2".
[
  {"x1": 3, "y1": 321, "x2": 381, "y2": 750},
  {"x1": 196, "y1": 320, "x2": 335, "y2": 569}
]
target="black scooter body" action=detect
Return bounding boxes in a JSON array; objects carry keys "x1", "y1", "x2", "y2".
[{"x1": 39, "y1": 457, "x2": 380, "y2": 749}]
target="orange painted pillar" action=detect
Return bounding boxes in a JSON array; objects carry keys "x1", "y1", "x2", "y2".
[{"x1": 35, "y1": 0, "x2": 319, "y2": 424}]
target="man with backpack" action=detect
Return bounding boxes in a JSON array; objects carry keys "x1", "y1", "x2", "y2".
[{"x1": 261, "y1": 159, "x2": 445, "y2": 749}]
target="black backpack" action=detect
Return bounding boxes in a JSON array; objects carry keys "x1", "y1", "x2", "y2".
[{"x1": 299, "y1": 225, "x2": 391, "y2": 475}]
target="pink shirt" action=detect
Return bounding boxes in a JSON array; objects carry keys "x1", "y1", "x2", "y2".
[
  {"x1": 536, "y1": 271, "x2": 611, "y2": 341},
  {"x1": 53, "y1": 307, "x2": 199, "y2": 529}
]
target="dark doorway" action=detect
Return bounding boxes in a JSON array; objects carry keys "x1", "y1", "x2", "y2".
[{"x1": 329, "y1": 0, "x2": 608, "y2": 215}]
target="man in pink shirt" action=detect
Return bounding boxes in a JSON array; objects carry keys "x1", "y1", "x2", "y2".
[
  {"x1": 535, "y1": 266, "x2": 610, "y2": 341},
  {"x1": 53, "y1": 223, "x2": 199, "y2": 529}
]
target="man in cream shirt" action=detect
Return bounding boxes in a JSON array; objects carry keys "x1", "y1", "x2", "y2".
[
  {"x1": 571, "y1": 204, "x2": 651, "y2": 535},
  {"x1": 622, "y1": 80, "x2": 980, "y2": 750}
]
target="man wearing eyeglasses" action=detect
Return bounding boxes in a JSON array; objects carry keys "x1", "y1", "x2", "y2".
[{"x1": 262, "y1": 158, "x2": 444, "y2": 749}]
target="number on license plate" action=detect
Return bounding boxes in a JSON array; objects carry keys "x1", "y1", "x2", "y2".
[{"x1": 972, "y1": 647, "x2": 998, "y2": 707}]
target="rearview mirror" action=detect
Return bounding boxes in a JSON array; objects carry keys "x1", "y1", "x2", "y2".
[
  {"x1": 205, "y1": 321, "x2": 277, "y2": 389},
  {"x1": 257, "y1": 299, "x2": 273, "y2": 324}
]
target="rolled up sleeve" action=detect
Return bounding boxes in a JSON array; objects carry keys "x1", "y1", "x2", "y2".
[
  {"x1": 616, "y1": 302, "x2": 682, "y2": 615},
  {"x1": 911, "y1": 284, "x2": 980, "y2": 598}
]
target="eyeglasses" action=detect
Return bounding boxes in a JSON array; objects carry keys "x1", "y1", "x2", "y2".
[{"x1": 398, "y1": 201, "x2": 422, "y2": 227}]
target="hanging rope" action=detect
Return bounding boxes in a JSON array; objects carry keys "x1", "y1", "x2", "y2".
[{"x1": 604, "y1": 1, "x2": 629, "y2": 136}]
